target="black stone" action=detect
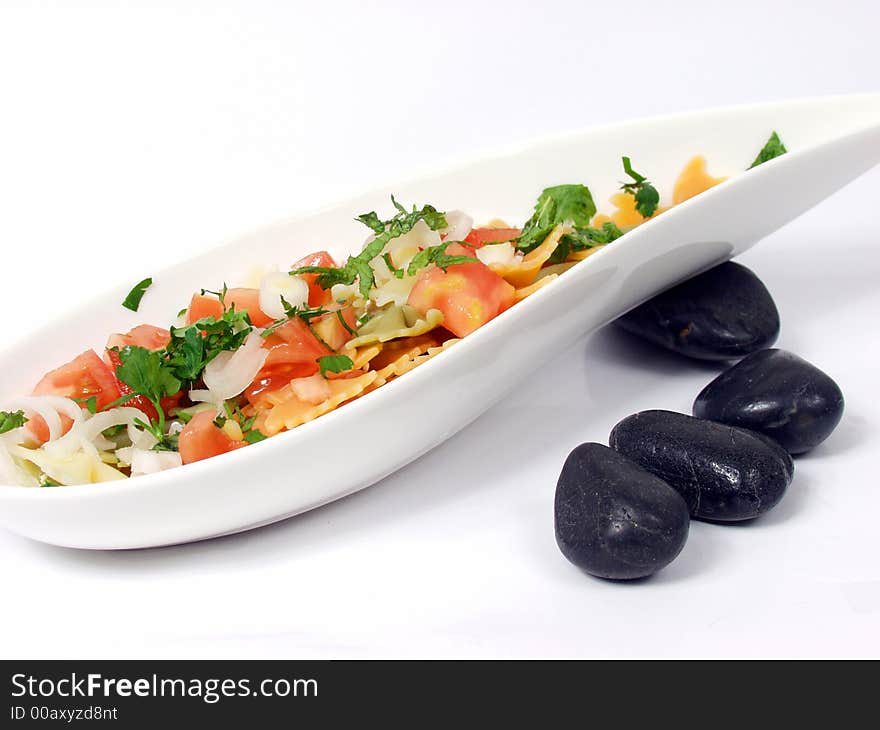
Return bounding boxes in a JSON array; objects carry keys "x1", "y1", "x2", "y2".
[
  {"x1": 693, "y1": 349, "x2": 845, "y2": 455},
  {"x1": 615, "y1": 261, "x2": 780, "y2": 361},
  {"x1": 609, "y1": 411, "x2": 792, "y2": 522},
  {"x1": 554, "y1": 443, "x2": 690, "y2": 580}
]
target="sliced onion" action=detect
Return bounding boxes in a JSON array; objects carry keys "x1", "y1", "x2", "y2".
[
  {"x1": 130, "y1": 448, "x2": 182, "y2": 477},
  {"x1": 259, "y1": 271, "x2": 309, "y2": 319},
  {"x1": 0, "y1": 434, "x2": 27, "y2": 485},
  {"x1": 4, "y1": 395, "x2": 84, "y2": 444},
  {"x1": 44, "y1": 406, "x2": 146, "y2": 459},
  {"x1": 290, "y1": 374, "x2": 331, "y2": 405},
  {"x1": 442, "y1": 210, "x2": 473, "y2": 242},
  {"x1": 477, "y1": 241, "x2": 521, "y2": 267},
  {"x1": 197, "y1": 332, "x2": 269, "y2": 403}
]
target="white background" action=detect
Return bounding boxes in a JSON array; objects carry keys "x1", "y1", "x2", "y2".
[{"x1": 0, "y1": 0, "x2": 878, "y2": 658}]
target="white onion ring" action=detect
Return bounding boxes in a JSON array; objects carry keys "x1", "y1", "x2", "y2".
[
  {"x1": 196, "y1": 332, "x2": 269, "y2": 403},
  {"x1": 442, "y1": 210, "x2": 473, "y2": 242},
  {"x1": 259, "y1": 272, "x2": 309, "y2": 319},
  {"x1": 130, "y1": 448, "x2": 182, "y2": 477},
  {"x1": 44, "y1": 406, "x2": 146, "y2": 459},
  {"x1": 4, "y1": 395, "x2": 84, "y2": 443}
]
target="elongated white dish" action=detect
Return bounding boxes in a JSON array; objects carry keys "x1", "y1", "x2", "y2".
[{"x1": 2, "y1": 94, "x2": 879, "y2": 549}]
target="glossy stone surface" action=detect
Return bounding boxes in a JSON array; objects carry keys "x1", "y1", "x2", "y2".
[
  {"x1": 609, "y1": 411, "x2": 792, "y2": 522},
  {"x1": 554, "y1": 443, "x2": 690, "y2": 580},
  {"x1": 693, "y1": 349, "x2": 845, "y2": 454},
  {"x1": 615, "y1": 262, "x2": 780, "y2": 361}
]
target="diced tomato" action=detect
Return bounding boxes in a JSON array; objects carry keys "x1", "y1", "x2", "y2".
[
  {"x1": 291, "y1": 251, "x2": 337, "y2": 306},
  {"x1": 310, "y1": 305, "x2": 358, "y2": 351},
  {"x1": 445, "y1": 242, "x2": 478, "y2": 258},
  {"x1": 464, "y1": 227, "x2": 521, "y2": 249},
  {"x1": 245, "y1": 364, "x2": 317, "y2": 405},
  {"x1": 245, "y1": 318, "x2": 331, "y2": 405},
  {"x1": 186, "y1": 288, "x2": 274, "y2": 328},
  {"x1": 407, "y1": 253, "x2": 515, "y2": 338},
  {"x1": 106, "y1": 324, "x2": 171, "y2": 352},
  {"x1": 28, "y1": 350, "x2": 122, "y2": 443},
  {"x1": 33, "y1": 349, "x2": 121, "y2": 409},
  {"x1": 178, "y1": 411, "x2": 246, "y2": 465}
]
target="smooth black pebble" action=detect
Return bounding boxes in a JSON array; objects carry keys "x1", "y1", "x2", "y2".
[
  {"x1": 693, "y1": 348, "x2": 845, "y2": 454},
  {"x1": 555, "y1": 443, "x2": 690, "y2": 580},
  {"x1": 615, "y1": 261, "x2": 780, "y2": 361},
  {"x1": 609, "y1": 410, "x2": 793, "y2": 522}
]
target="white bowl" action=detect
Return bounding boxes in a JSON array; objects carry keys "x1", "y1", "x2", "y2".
[{"x1": 2, "y1": 94, "x2": 879, "y2": 549}]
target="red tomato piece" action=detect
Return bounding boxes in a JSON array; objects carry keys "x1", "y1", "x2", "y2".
[
  {"x1": 291, "y1": 251, "x2": 337, "y2": 307},
  {"x1": 33, "y1": 349, "x2": 121, "y2": 409},
  {"x1": 28, "y1": 350, "x2": 122, "y2": 443},
  {"x1": 407, "y1": 255, "x2": 515, "y2": 338},
  {"x1": 186, "y1": 288, "x2": 274, "y2": 328},
  {"x1": 464, "y1": 227, "x2": 521, "y2": 248},
  {"x1": 106, "y1": 324, "x2": 171, "y2": 352},
  {"x1": 178, "y1": 411, "x2": 247, "y2": 465},
  {"x1": 246, "y1": 318, "x2": 330, "y2": 405},
  {"x1": 310, "y1": 305, "x2": 358, "y2": 351}
]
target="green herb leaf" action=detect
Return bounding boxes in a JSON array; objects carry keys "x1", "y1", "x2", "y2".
[
  {"x1": 114, "y1": 346, "x2": 181, "y2": 431},
  {"x1": 336, "y1": 309, "x2": 357, "y2": 336},
  {"x1": 152, "y1": 432, "x2": 179, "y2": 452},
  {"x1": 318, "y1": 354, "x2": 354, "y2": 376},
  {"x1": 620, "y1": 157, "x2": 660, "y2": 218},
  {"x1": 516, "y1": 184, "x2": 596, "y2": 254},
  {"x1": 749, "y1": 131, "x2": 787, "y2": 169},
  {"x1": 551, "y1": 222, "x2": 625, "y2": 264},
  {"x1": 0, "y1": 410, "x2": 28, "y2": 434},
  {"x1": 166, "y1": 306, "x2": 253, "y2": 381},
  {"x1": 122, "y1": 277, "x2": 153, "y2": 312},
  {"x1": 244, "y1": 430, "x2": 267, "y2": 444},
  {"x1": 406, "y1": 245, "x2": 477, "y2": 276},
  {"x1": 382, "y1": 252, "x2": 406, "y2": 279},
  {"x1": 74, "y1": 396, "x2": 98, "y2": 414},
  {"x1": 291, "y1": 197, "x2": 449, "y2": 298},
  {"x1": 261, "y1": 302, "x2": 330, "y2": 338}
]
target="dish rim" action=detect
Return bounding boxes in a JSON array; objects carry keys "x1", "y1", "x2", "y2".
[{"x1": 2, "y1": 92, "x2": 878, "y2": 501}]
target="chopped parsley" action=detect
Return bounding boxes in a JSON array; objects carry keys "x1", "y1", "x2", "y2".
[
  {"x1": 318, "y1": 354, "x2": 354, "y2": 376},
  {"x1": 166, "y1": 306, "x2": 253, "y2": 381},
  {"x1": 749, "y1": 131, "x2": 787, "y2": 169},
  {"x1": 0, "y1": 410, "x2": 28, "y2": 435},
  {"x1": 620, "y1": 157, "x2": 660, "y2": 218},
  {"x1": 122, "y1": 277, "x2": 153, "y2": 312},
  {"x1": 516, "y1": 184, "x2": 597, "y2": 254},
  {"x1": 551, "y1": 221, "x2": 625, "y2": 264},
  {"x1": 262, "y1": 300, "x2": 329, "y2": 338},
  {"x1": 382, "y1": 253, "x2": 406, "y2": 279},
  {"x1": 152, "y1": 432, "x2": 179, "y2": 452},
  {"x1": 244, "y1": 430, "x2": 267, "y2": 444},
  {"x1": 109, "y1": 346, "x2": 181, "y2": 442},
  {"x1": 406, "y1": 244, "x2": 477, "y2": 277},
  {"x1": 336, "y1": 309, "x2": 357, "y2": 336},
  {"x1": 75, "y1": 396, "x2": 98, "y2": 414},
  {"x1": 291, "y1": 197, "x2": 448, "y2": 298},
  {"x1": 218, "y1": 401, "x2": 266, "y2": 444}
]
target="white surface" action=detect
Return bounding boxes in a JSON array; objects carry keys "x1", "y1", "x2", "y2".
[
  {"x1": 0, "y1": 0, "x2": 878, "y2": 657},
  {"x1": 4, "y1": 95, "x2": 878, "y2": 549}
]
